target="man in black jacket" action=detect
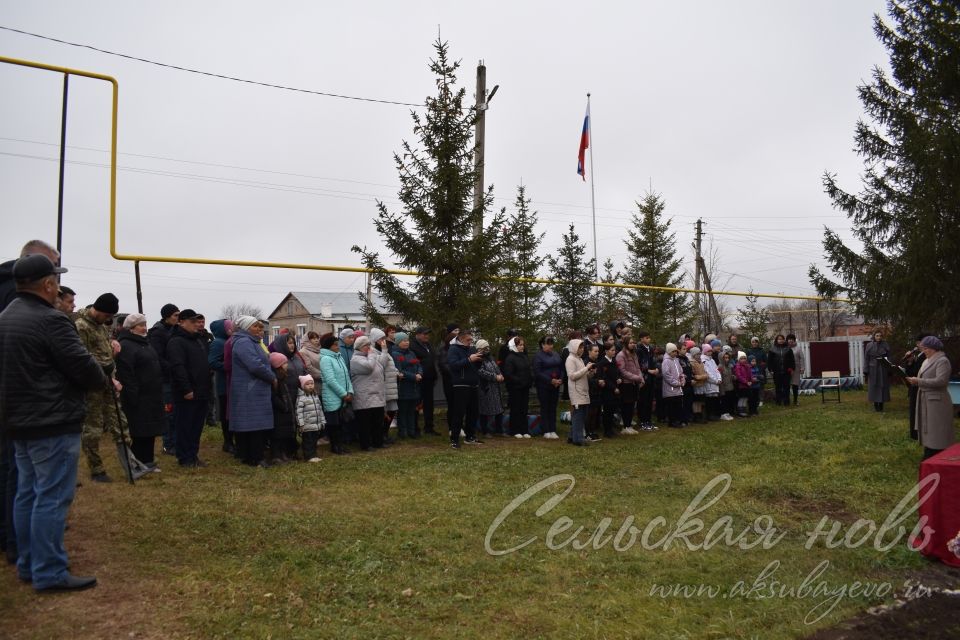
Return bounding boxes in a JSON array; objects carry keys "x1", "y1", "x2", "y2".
[
  {"x1": 166, "y1": 309, "x2": 212, "y2": 467},
  {"x1": 410, "y1": 326, "x2": 438, "y2": 434},
  {"x1": 0, "y1": 254, "x2": 106, "y2": 591},
  {"x1": 0, "y1": 240, "x2": 61, "y2": 566},
  {"x1": 148, "y1": 303, "x2": 179, "y2": 455}
]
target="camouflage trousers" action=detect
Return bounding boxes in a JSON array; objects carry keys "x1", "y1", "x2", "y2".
[{"x1": 81, "y1": 388, "x2": 131, "y2": 476}]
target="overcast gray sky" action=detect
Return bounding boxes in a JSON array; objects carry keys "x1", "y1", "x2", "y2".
[{"x1": 0, "y1": 1, "x2": 885, "y2": 322}]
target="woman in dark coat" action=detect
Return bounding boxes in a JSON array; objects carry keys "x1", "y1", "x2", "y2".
[
  {"x1": 116, "y1": 314, "x2": 165, "y2": 466},
  {"x1": 864, "y1": 329, "x2": 892, "y2": 412},
  {"x1": 766, "y1": 334, "x2": 796, "y2": 407},
  {"x1": 502, "y1": 336, "x2": 533, "y2": 437},
  {"x1": 533, "y1": 336, "x2": 563, "y2": 439}
]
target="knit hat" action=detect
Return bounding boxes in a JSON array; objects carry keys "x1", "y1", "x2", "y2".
[
  {"x1": 395, "y1": 332, "x2": 409, "y2": 344},
  {"x1": 710, "y1": 339, "x2": 722, "y2": 348},
  {"x1": 750, "y1": 336, "x2": 760, "y2": 344},
  {"x1": 339, "y1": 328, "x2": 355, "y2": 340},
  {"x1": 160, "y1": 303, "x2": 179, "y2": 319},
  {"x1": 920, "y1": 335, "x2": 944, "y2": 351},
  {"x1": 299, "y1": 375, "x2": 314, "y2": 389},
  {"x1": 701, "y1": 343, "x2": 713, "y2": 354},
  {"x1": 353, "y1": 336, "x2": 371, "y2": 351},
  {"x1": 122, "y1": 313, "x2": 147, "y2": 329},
  {"x1": 268, "y1": 352, "x2": 288, "y2": 368},
  {"x1": 738, "y1": 351, "x2": 747, "y2": 361},
  {"x1": 475, "y1": 339, "x2": 490, "y2": 352},
  {"x1": 235, "y1": 315, "x2": 258, "y2": 331},
  {"x1": 722, "y1": 345, "x2": 733, "y2": 353},
  {"x1": 684, "y1": 340, "x2": 696, "y2": 350},
  {"x1": 704, "y1": 333, "x2": 717, "y2": 343},
  {"x1": 179, "y1": 309, "x2": 199, "y2": 321},
  {"x1": 369, "y1": 328, "x2": 386, "y2": 344},
  {"x1": 446, "y1": 323, "x2": 460, "y2": 334},
  {"x1": 689, "y1": 347, "x2": 701, "y2": 357},
  {"x1": 93, "y1": 293, "x2": 120, "y2": 314},
  {"x1": 665, "y1": 342, "x2": 678, "y2": 354}
]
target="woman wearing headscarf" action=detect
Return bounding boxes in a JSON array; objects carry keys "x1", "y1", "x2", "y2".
[
  {"x1": 701, "y1": 344, "x2": 723, "y2": 421},
  {"x1": 532, "y1": 336, "x2": 563, "y2": 439},
  {"x1": 391, "y1": 332, "x2": 422, "y2": 439},
  {"x1": 116, "y1": 313, "x2": 165, "y2": 468},
  {"x1": 906, "y1": 336, "x2": 955, "y2": 460},
  {"x1": 502, "y1": 336, "x2": 533, "y2": 438},
  {"x1": 475, "y1": 339, "x2": 505, "y2": 436},
  {"x1": 300, "y1": 331, "x2": 323, "y2": 386},
  {"x1": 350, "y1": 335, "x2": 388, "y2": 450},
  {"x1": 661, "y1": 343, "x2": 686, "y2": 428},
  {"x1": 208, "y1": 319, "x2": 234, "y2": 453},
  {"x1": 229, "y1": 317, "x2": 277, "y2": 467},
  {"x1": 864, "y1": 329, "x2": 892, "y2": 412},
  {"x1": 371, "y1": 328, "x2": 400, "y2": 442},
  {"x1": 565, "y1": 339, "x2": 593, "y2": 446}
]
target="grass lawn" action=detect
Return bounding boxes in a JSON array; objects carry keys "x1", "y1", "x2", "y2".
[{"x1": 1, "y1": 388, "x2": 957, "y2": 639}]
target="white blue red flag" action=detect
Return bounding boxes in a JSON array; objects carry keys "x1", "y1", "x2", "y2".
[{"x1": 577, "y1": 102, "x2": 590, "y2": 181}]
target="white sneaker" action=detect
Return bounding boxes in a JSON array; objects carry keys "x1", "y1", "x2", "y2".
[
  {"x1": 390, "y1": 418, "x2": 398, "y2": 429},
  {"x1": 543, "y1": 432, "x2": 557, "y2": 439},
  {"x1": 460, "y1": 429, "x2": 466, "y2": 437},
  {"x1": 514, "y1": 433, "x2": 524, "y2": 439},
  {"x1": 523, "y1": 434, "x2": 531, "y2": 439},
  {"x1": 308, "y1": 457, "x2": 322, "y2": 463},
  {"x1": 623, "y1": 427, "x2": 637, "y2": 435}
]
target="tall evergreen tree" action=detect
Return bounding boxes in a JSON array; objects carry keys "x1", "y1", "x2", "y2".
[
  {"x1": 811, "y1": 1, "x2": 960, "y2": 335},
  {"x1": 597, "y1": 257, "x2": 626, "y2": 326},
  {"x1": 496, "y1": 185, "x2": 546, "y2": 339},
  {"x1": 545, "y1": 223, "x2": 596, "y2": 334},
  {"x1": 353, "y1": 40, "x2": 505, "y2": 333},
  {"x1": 622, "y1": 191, "x2": 694, "y2": 344}
]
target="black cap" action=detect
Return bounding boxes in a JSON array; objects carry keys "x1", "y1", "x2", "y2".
[
  {"x1": 93, "y1": 293, "x2": 120, "y2": 314},
  {"x1": 160, "y1": 303, "x2": 179, "y2": 319},
  {"x1": 179, "y1": 309, "x2": 199, "y2": 321},
  {"x1": 12, "y1": 254, "x2": 67, "y2": 282},
  {"x1": 506, "y1": 328, "x2": 520, "y2": 337},
  {"x1": 445, "y1": 323, "x2": 460, "y2": 334},
  {"x1": 414, "y1": 326, "x2": 432, "y2": 335}
]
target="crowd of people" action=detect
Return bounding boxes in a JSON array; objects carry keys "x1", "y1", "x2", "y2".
[{"x1": 0, "y1": 239, "x2": 956, "y2": 592}]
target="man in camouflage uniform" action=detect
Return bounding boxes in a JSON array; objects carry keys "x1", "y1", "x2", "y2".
[{"x1": 75, "y1": 293, "x2": 143, "y2": 482}]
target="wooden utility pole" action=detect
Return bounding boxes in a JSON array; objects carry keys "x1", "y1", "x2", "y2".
[
  {"x1": 472, "y1": 61, "x2": 487, "y2": 239},
  {"x1": 693, "y1": 218, "x2": 704, "y2": 335}
]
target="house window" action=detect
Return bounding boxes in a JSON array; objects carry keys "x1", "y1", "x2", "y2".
[
  {"x1": 287, "y1": 301, "x2": 295, "y2": 316},
  {"x1": 272, "y1": 326, "x2": 281, "y2": 340}
]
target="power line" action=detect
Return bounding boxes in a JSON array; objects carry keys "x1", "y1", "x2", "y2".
[{"x1": 0, "y1": 24, "x2": 424, "y2": 107}]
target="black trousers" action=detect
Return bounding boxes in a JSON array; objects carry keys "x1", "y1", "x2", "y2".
[
  {"x1": 791, "y1": 384, "x2": 799, "y2": 404},
  {"x1": 236, "y1": 430, "x2": 268, "y2": 465},
  {"x1": 663, "y1": 395, "x2": 683, "y2": 426},
  {"x1": 773, "y1": 373, "x2": 791, "y2": 405},
  {"x1": 174, "y1": 399, "x2": 206, "y2": 465},
  {"x1": 0, "y1": 436, "x2": 16, "y2": 558},
  {"x1": 131, "y1": 436, "x2": 156, "y2": 465},
  {"x1": 601, "y1": 401, "x2": 617, "y2": 435},
  {"x1": 507, "y1": 387, "x2": 530, "y2": 435},
  {"x1": 637, "y1": 383, "x2": 653, "y2": 424},
  {"x1": 449, "y1": 387, "x2": 478, "y2": 444},
  {"x1": 537, "y1": 385, "x2": 559, "y2": 433},
  {"x1": 301, "y1": 431, "x2": 320, "y2": 459},
  {"x1": 218, "y1": 395, "x2": 233, "y2": 447},
  {"x1": 420, "y1": 376, "x2": 436, "y2": 430},
  {"x1": 908, "y1": 388, "x2": 919, "y2": 440},
  {"x1": 356, "y1": 406, "x2": 385, "y2": 450}
]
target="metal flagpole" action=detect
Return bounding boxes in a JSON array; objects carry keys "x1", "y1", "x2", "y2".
[{"x1": 587, "y1": 93, "x2": 599, "y2": 289}]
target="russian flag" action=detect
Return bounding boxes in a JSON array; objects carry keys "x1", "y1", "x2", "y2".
[{"x1": 577, "y1": 102, "x2": 590, "y2": 181}]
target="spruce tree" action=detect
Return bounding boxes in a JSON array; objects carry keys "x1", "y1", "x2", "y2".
[
  {"x1": 496, "y1": 185, "x2": 546, "y2": 340},
  {"x1": 352, "y1": 40, "x2": 505, "y2": 334},
  {"x1": 622, "y1": 191, "x2": 694, "y2": 344},
  {"x1": 811, "y1": 0, "x2": 960, "y2": 335},
  {"x1": 545, "y1": 223, "x2": 596, "y2": 334},
  {"x1": 597, "y1": 257, "x2": 626, "y2": 326},
  {"x1": 735, "y1": 292, "x2": 771, "y2": 347}
]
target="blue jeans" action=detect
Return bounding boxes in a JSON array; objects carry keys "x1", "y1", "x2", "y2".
[
  {"x1": 13, "y1": 434, "x2": 81, "y2": 588},
  {"x1": 570, "y1": 405, "x2": 587, "y2": 444}
]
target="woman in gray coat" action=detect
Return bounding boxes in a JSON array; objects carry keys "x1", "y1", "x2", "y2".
[
  {"x1": 864, "y1": 329, "x2": 891, "y2": 412},
  {"x1": 475, "y1": 339, "x2": 504, "y2": 435},
  {"x1": 350, "y1": 335, "x2": 388, "y2": 451},
  {"x1": 906, "y1": 336, "x2": 956, "y2": 460}
]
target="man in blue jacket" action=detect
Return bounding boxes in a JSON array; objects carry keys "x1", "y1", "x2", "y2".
[
  {"x1": 0, "y1": 254, "x2": 107, "y2": 591},
  {"x1": 446, "y1": 328, "x2": 483, "y2": 449}
]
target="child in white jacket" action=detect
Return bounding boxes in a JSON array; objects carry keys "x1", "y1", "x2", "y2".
[{"x1": 296, "y1": 375, "x2": 326, "y2": 462}]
